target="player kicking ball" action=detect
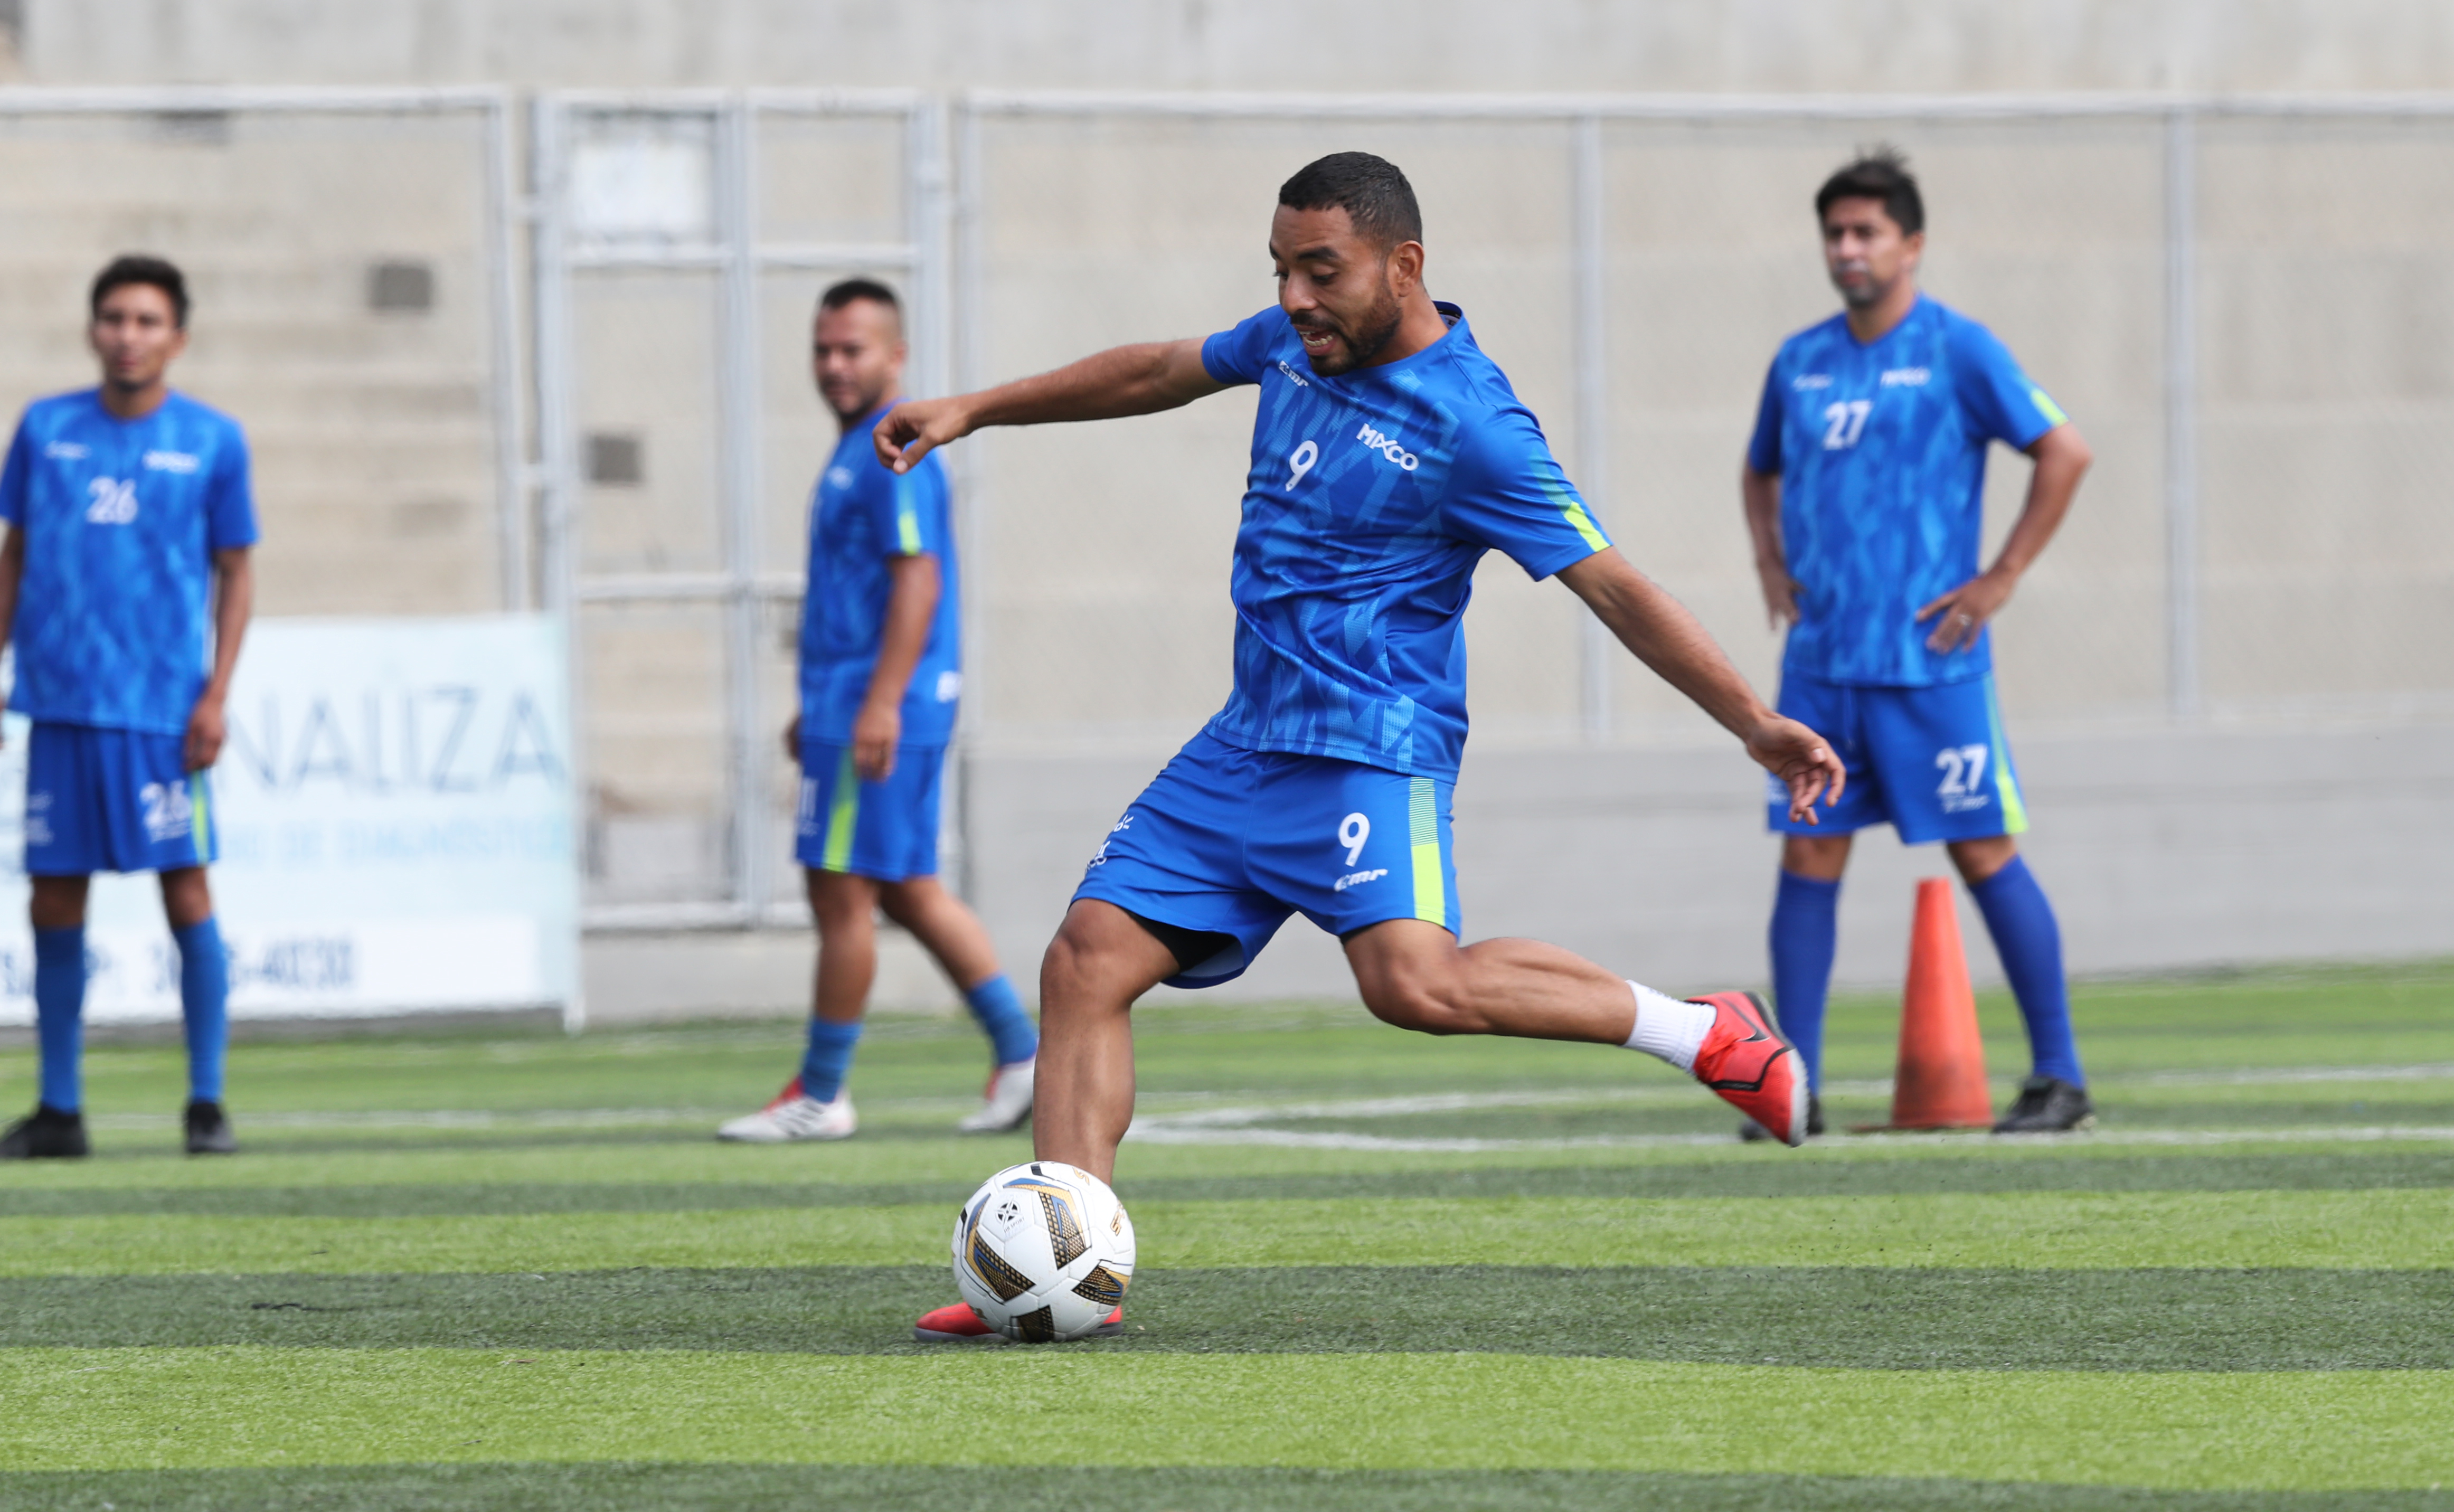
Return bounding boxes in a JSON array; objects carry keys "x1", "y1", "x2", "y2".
[
  {"x1": 1740, "y1": 150, "x2": 2096, "y2": 1139},
  {"x1": 876, "y1": 154, "x2": 1845, "y2": 1341},
  {"x1": 0, "y1": 256, "x2": 256, "y2": 1159},
  {"x1": 718, "y1": 280, "x2": 1039, "y2": 1144}
]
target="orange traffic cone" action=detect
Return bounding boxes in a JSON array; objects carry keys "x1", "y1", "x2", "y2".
[{"x1": 1881, "y1": 877, "x2": 1995, "y2": 1130}]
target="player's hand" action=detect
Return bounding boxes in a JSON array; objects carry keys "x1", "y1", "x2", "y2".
[
  {"x1": 1745, "y1": 715, "x2": 1846, "y2": 825},
  {"x1": 1917, "y1": 569, "x2": 2016, "y2": 654},
  {"x1": 782, "y1": 713, "x2": 801, "y2": 762},
  {"x1": 852, "y1": 702, "x2": 900, "y2": 783},
  {"x1": 872, "y1": 396, "x2": 973, "y2": 476},
  {"x1": 1755, "y1": 563, "x2": 1802, "y2": 629},
  {"x1": 185, "y1": 695, "x2": 227, "y2": 772}
]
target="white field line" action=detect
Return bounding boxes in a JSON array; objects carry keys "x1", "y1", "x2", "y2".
[{"x1": 78, "y1": 1063, "x2": 2454, "y2": 1137}]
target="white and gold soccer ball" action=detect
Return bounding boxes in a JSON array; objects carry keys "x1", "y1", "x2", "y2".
[{"x1": 950, "y1": 1160, "x2": 1136, "y2": 1341}]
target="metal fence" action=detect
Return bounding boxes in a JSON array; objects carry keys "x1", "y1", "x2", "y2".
[{"x1": 528, "y1": 90, "x2": 949, "y2": 926}]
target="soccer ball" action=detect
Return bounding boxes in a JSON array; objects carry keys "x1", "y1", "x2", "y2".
[{"x1": 950, "y1": 1160, "x2": 1136, "y2": 1342}]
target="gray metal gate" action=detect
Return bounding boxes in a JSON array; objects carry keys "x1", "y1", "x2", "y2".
[{"x1": 531, "y1": 90, "x2": 950, "y2": 930}]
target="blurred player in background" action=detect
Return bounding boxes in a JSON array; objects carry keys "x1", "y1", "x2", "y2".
[
  {"x1": 0, "y1": 255, "x2": 257, "y2": 1159},
  {"x1": 1741, "y1": 150, "x2": 2096, "y2": 1138},
  {"x1": 875, "y1": 152, "x2": 1846, "y2": 1340},
  {"x1": 718, "y1": 279, "x2": 1039, "y2": 1143}
]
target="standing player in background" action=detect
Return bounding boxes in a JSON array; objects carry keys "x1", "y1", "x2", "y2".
[
  {"x1": 0, "y1": 256, "x2": 256, "y2": 1158},
  {"x1": 718, "y1": 279, "x2": 1038, "y2": 1142},
  {"x1": 1741, "y1": 150, "x2": 2096, "y2": 1138},
  {"x1": 875, "y1": 153, "x2": 1846, "y2": 1341}
]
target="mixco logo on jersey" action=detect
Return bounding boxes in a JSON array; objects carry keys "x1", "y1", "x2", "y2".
[{"x1": 1354, "y1": 421, "x2": 1419, "y2": 471}]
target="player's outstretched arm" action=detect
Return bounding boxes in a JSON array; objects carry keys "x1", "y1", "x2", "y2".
[
  {"x1": 874, "y1": 339, "x2": 1226, "y2": 475},
  {"x1": 1559, "y1": 547, "x2": 1844, "y2": 823},
  {"x1": 1919, "y1": 422, "x2": 2091, "y2": 654}
]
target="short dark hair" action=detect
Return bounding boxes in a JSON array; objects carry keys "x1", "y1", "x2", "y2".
[
  {"x1": 1815, "y1": 148, "x2": 1924, "y2": 237},
  {"x1": 91, "y1": 254, "x2": 191, "y2": 327},
  {"x1": 1278, "y1": 152, "x2": 1423, "y2": 250},
  {"x1": 817, "y1": 277, "x2": 902, "y2": 325}
]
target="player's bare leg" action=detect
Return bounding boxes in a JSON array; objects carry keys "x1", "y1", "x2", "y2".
[
  {"x1": 1027, "y1": 900, "x2": 1178, "y2": 1182},
  {"x1": 876, "y1": 876, "x2": 998, "y2": 988},
  {"x1": 1345, "y1": 919, "x2": 1809, "y2": 1144},
  {"x1": 879, "y1": 876, "x2": 1042, "y2": 1130},
  {"x1": 28, "y1": 874, "x2": 88, "y2": 931},
  {"x1": 809, "y1": 869, "x2": 881, "y2": 1026},
  {"x1": 1782, "y1": 832, "x2": 1852, "y2": 881}
]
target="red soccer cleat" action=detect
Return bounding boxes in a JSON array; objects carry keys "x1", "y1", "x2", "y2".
[
  {"x1": 1688, "y1": 990, "x2": 1810, "y2": 1148},
  {"x1": 913, "y1": 1302, "x2": 1125, "y2": 1343}
]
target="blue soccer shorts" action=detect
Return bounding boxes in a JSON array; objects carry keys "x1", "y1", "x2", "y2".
[
  {"x1": 1074, "y1": 730, "x2": 1462, "y2": 989},
  {"x1": 795, "y1": 739, "x2": 945, "y2": 882},
  {"x1": 1767, "y1": 671, "x2": 2030, "y2": 845},
  {"x1": 24, "y1": 722, "x2": 218, "y2": 876}
]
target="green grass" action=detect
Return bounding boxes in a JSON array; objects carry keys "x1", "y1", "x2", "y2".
[
  {"x1": 3, "y1": 963, "x2": 2452, "y2": 1508},
  {"x1": 4, "y1": 1188, "x2": 2448, "y2": 1275}
]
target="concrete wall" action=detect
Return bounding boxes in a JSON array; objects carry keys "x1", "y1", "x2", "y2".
[
  {"x1": 582, "y1": 717, "x2": 2454, "y2": 1020},
  {"x1": 21, "y1": 1, "x2": 2454, "y2": 94}
]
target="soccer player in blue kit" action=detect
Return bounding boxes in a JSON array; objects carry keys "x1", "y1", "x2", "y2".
[
  {"x1": 1741, "y1": 152, "x2": 2097, "y2": 1138},
  {"x1": 0, "y1": 256, "x2": 256, "y2": 1158},
  {"x1": 718, "y1": 279, "x2": 1039, "y2": 1143},
  {"x1": 875, "y1": 153, "x2": 1848, "y2": 1341}
]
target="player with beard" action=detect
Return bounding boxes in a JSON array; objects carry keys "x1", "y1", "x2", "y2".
[
  {"x1": 877, "y1": 154, "x2": 1846, "y2": 1341},
  {"x1": 716, "y1": 279, "x2": 1039, "y2": 1144}
]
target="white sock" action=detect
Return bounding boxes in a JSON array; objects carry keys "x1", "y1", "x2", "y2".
[{"x1": 1621, "y1": 981, "x2": 1715, "y2": 1072}]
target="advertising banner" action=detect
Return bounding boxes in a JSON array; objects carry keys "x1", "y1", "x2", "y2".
[{"x1": 0, "y1": 615, "x2": 577, "y2": 1025}]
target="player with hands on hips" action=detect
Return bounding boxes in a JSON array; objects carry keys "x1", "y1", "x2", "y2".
[
  {"x1": 716, "y1": 280, "x2": 1040, "y2": 1146},
  {"x1": 881, "y1": 153, "x2": 1844, "y2": 1342},
  {"x1": 0, "y1": 256, "x2": 257, "y2": 1159},
  {"x1": 1740, "y1": 149, "x2": 2096, "y2": 1140}
]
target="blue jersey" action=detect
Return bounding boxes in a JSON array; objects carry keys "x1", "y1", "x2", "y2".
[
  {"x1": 1747, "y1": 297, "x2": 2066, "y2": 687},
  {"x1": 1198, "y1": 304, "x2": 1609, "y2": 781},
  {"x1": 798, "y1": 402, "x2": 961, "y2": 746},
  {"x1": 0, "y1": 389, "x2": 258, "y2": 736}
]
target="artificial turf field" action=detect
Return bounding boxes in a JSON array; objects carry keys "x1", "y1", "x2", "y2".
[{"x1": 3, "y1": 966, "x2": 2451, "y2": 1510}]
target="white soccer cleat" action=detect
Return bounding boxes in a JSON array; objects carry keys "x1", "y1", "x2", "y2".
[
  {"x1": 957, "y1": 1057, "x2": 1036, "y2": 1133},
  {"x1": 716, "y1": 1078, "x2": 856, "y2": 1142}
]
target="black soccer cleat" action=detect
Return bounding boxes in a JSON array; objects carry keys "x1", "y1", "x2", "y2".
[
  {"x1": 1, "y1": 1104, "x2": 91, "y2": 1159},
  {"x1": 1993, "y1": 1075, "x2": 2096, "y2": 1134},
  {"x1": 1739, "y1": 1092, "x2": 1824, "y2": 1144},
  {"x1": 184, "y1": 1099, "x2": 238, "y2": 1156}
]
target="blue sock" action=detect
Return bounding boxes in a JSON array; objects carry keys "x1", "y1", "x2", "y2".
[
  {"x1": 799, "y1": 1017, "x2": 864, "y2": 1104},
  {"x1": 33, "y1": 927, "x2": 86, "y2": 1114},
  {"x1": 174, "y1": 917, "x2": 230, "y2": 1105},
  {"x1": 1969, "y1": 856, "x2": 2084, "y2": 1087},
  {"x1": 962, "y1": 974, "x2": 1038, "y2": 1067},
  {"x1": 1768, "y1": 872, "x2": 1841, "y2": 1091}
]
